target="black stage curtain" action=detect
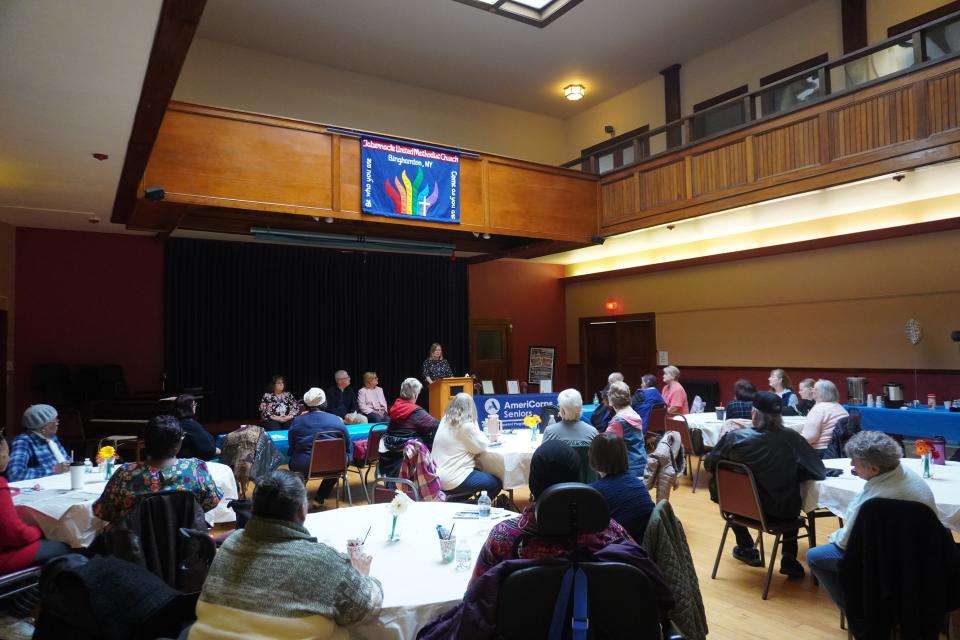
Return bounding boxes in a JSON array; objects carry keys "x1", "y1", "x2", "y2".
[{"x1": 165, "y1": 238, "x2": 469, "y2": 421}]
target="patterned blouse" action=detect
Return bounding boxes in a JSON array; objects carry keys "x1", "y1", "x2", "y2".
[
  {"x1": 92, "y1": 459, "x2": 223, "y2": 523},
  {"x1": 471, "y1": 505, "x2": 630, "y2": 582},
  {"x1": 259, "y1": 391, "x2": 302, "y2": 421},
  {"x1": 421, "y1": 358, "x2": 453, "y2": 383}
]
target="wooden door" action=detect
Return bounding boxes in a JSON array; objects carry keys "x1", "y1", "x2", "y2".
[
  {"x1": 580, "y1": 313, "x2": 657, "y2": 399},
  {"x1": 0, "y1": 310, "x2": 6, "y2": 430},
  {"x1": 469, "y1": 319, "x2": 511, "y2": 394}
]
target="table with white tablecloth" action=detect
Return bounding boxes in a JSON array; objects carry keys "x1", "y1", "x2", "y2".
[
  {"x1": 475, "y1": 430, "x2": 543, "y2": 490},
  {"x1": 801, "y1": 458, "x2": 960, "y2": 532},
  {"x1": 681, "y1": 412, "x2": 806, "y2": 447},
  {"x1": 11, "y1": 461, "x2": 239, "y2": 547},
  {"x1": 304, "y1": 501, "x2": 512, "y2": 640}
]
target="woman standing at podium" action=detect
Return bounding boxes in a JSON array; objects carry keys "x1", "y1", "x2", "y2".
[{"x1": 422, "y1": 343, "x2": 453, "y2": 385}]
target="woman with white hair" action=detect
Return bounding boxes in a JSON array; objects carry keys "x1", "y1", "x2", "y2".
[
  {"x1": 432, "y1": 393, "x2": 501, "y2": 499},
  {"x1": 660, "y1": 366, "x2": 688, "y2": 415},
  {"x1": 543, "y1": 388, "x2": 598, "y2": 445},
  {"x1": 801, "y1": 379, "x2": 849, "y2": 454},
  {"x1": 806, "y1": 431, "x2": 936, "y2": 612},
  {"x1": 380, "y1": 378, "x2": 440, "y2": 477}
]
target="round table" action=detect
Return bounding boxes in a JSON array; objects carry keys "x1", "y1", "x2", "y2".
[
  {"x1": 682, "y1": 412, "x2": 806, "y2": 447},
  {"x1": 303, "y1": 501, "x2": 515, "y2": 639},
  {"x1": 801, "y1": 458, "x2": 960, "y2": 532},
  {"x1": 475, "y1": 430, "x2": 542, "y2": 490}
]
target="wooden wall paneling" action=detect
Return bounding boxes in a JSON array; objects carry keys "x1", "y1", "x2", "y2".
[
  {"x1": 753, "y1": 118, "x2": 821, "y2": 179},
  {"x1": 486, "y1": 161, "x2": 597, "y2": 239},
  {"x1": 828, "y1": 88, "x2": 914, "y2": 159},
  {"x1": 639, "y1": 161, "x2": 686, "y2": 210},
  {"x1": 338, "y1": 136, "x2": 361, "y2": 213},
  {"x1": 600, "y1": 174, "x2": 638, "y2": 223},
  {"x1": 927, "y1": 69, "x2": 960, "y2": 134},
  {"x1": 458, "y1": 156, "x2": 486, "y2": 228},
  {"x1": 690, "y1": 141, "x2": 748, "y2": 196},
  {"x1": 331, "y1": 134, "x2": 341, "y2": 212},
  {"x1": 146, "y1": 109, "x2": 334, "y2": 210}
]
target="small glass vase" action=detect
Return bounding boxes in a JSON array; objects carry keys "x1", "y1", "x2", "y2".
[
  {"x1": 388, "y1": 515, "x2": 400, "y2": 542},
  {"x1": 922, "y1": 452, "x2": 933, "y2": 479}
]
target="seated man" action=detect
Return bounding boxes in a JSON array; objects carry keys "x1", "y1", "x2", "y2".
[
  {"x1": 805, "y1": 431, "x2": 936, "y2": 611},
  {"x1": 590, "y1": 391, "x2": 614, "y2": 433},
  {"x1": 288, "y1": 388, "x2": 352, "y2": 504},
  {"x1": 704, "y1": 391, "x2": 825, "y2": 577},
  {"x1": 630, "y1": 374, "x2": 665, "y2": 429},
  {"x1": 190, "y1": 470, "x2": 382, "y2": 640},
  {"x1": 7, "y1": 404, "x2": 71, "y2": 481},
  {"x1": 326, "y1": 370, "x2": 359, "y2": 419},
  {"x1": 542, "y1": 388, "x2": 597, "y2": 446},
  {"x1": 725, "y1": 379, "x2": 756, "y2": 420}
]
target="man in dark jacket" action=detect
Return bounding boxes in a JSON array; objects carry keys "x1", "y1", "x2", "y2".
[
  {"x1": 704, "y1": 391, "x2": 825, "y2": 577},
  {"x1": 325, "y1": 370, "x2": 359, "y2": 418}
]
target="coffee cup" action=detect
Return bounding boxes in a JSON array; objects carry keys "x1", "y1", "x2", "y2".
[
  {"x1": 715, "y1": 406, "x2": 726, "y2": 421},
  {"x1": 439, "y1": 536, "x2": 457, "y2": 563},
  {"x1": 69, "y1": 462, "x2": 85, "y2": 490},
  {"x1": 346, "y1": 538, "x2": 364, "y2": 559}
]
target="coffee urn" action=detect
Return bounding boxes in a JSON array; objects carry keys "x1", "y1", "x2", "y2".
[
  {"x1": 846, "y1": 377, "x2": 867, "y2": 405},
  {"x1": 883, "y1": 382, "x2": 905, "y2": 409}
]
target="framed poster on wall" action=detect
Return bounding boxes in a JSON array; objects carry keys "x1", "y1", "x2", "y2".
[{"x1": 527, "y1": 346, "x2": 555, "y2": 384}]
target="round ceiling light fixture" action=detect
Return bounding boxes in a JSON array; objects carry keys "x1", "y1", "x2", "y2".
[{"x1": 564, "y1": 84, "x2": 586, "y2": 101}]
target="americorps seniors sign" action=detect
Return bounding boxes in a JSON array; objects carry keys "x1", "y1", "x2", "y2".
[{"x1": 361, "y1": 138, "x2": 460, "y2": 223}]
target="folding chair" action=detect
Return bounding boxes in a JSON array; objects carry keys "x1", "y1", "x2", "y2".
[
  {"x1": 371, "y1": 476, "x2": 419, "y2": 503},
  {"x1": 647, "y1": 405, "x2": 667, "y2": 433},
  {"x1": 348, "y1": 424, "x2": 388, "y2": 502},
  {"x1": 710, "y1": 460, "x2": 813, "y2": 599},
  {"x1": 666, "y1": 415, "x2": 710, "y2": 492},
  {"x1": 304, "y1": 432, "x2": 351, "y2": 508}
]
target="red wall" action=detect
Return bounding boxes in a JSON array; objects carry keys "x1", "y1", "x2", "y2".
[
  {"x1": 469, "y1": 260, "x2": 567, "y2": 389},
  {"x1": 14, "y1": 229, "x2": 165, "y2": 417}
]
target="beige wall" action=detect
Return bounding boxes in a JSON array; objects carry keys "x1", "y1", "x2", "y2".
[
  {"x1": 867, "y1": 0, "x2": 949, "y2": 43},
  {"x1": 0, "y1": 221, "x2": 14, "y2": 429},
  {"x1": 175, "y1": 39, "x2": 568, "y2": 166},
  {"x1": 565, "y1": 229, "x2": 960, "y2": 370}
]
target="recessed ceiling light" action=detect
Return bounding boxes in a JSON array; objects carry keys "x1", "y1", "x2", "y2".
[{"x1": 564, "y1": 84, "x2": 586, "y2": 101}]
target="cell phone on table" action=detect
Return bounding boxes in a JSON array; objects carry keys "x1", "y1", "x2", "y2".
[{"x1": 824, "y1": 468, "x2": 843, "y2": 477}]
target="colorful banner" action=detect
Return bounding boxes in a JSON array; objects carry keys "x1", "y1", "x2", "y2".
[{"x1": 361, "y1": 138, "x2": 460, "y2": 224}]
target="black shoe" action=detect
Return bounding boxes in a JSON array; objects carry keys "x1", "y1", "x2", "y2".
[
  {"x1": 732, "y1": 546, "x2": 763, "y2": 567},
  {"x1": 779, "y1": 555, "x2": 805, "y2": 578}
]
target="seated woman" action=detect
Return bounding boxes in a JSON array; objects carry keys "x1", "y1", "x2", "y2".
[
  {"x1": 768, "y1": 368, "x2": 799, "y2": 413},
  {"x1": 174, "y1": 394, "x2": 217, "y2": 461},
  {"x1": 806, "y1": 431, "x2": 936, "y2": 614},
  {"x1": 6, "y1": 404, "x2": 71, "y2": 482},
  {"x1": 288, "y1": 388, "x2": 352, "y2": 504},
  {"x1": 630, "y1": 374, "x2": 665, "y2": 429},
  {"x1": 259, "y1": 375, "x2": 301, "y2": 430},
  {"x1": 357, "y1": 372, "x2": 389, "y2": 424},
  {"x1": 725, "y1": 379, "x2": 756, "y2": 419},
  {"x1": 0, "y1": 437, "x2": 70, "y2": 639},
  {"x1": 795, "y1": 378, "x2": 816, "y2": 416},
  {"x1": 605, "y1": 381, "x2": 647, "y2": 478},
  {"x1": 380, "y1": 378, "x2": 439, "y2": 477},
  {"x1": 432, "y1": 393, "x2": 501, "y2": 499},
  {"x1": 470, "y1": 441, "x2": 632, "y2": 583},
  {"x1": 801, "y1": 379, "x2": 849, "y2": 455},
  {"x1": 93, "y1": 415, "x2": 222, "y2": 524},
  {"x1": 542, "y1": 388, "x2": 598, "y2": 446},
  {"x1": 589, "y1": 433, "x2": 655, "y2": 542}
]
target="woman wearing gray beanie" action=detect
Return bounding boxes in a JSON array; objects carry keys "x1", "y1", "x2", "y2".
[{"x1": 6, "y1": 404, "x2": 71, "y2": 481}]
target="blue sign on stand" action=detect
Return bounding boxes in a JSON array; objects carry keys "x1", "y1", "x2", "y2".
[{"x1": 474, "y1": 394, "x2": 597, "y2": 429}]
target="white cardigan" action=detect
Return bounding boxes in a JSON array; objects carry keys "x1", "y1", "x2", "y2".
[{"x1": 431, "y1": 417, "x2": 490, "y2": 491}]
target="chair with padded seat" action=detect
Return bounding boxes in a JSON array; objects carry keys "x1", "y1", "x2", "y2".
[
  {"x1": 666, "y1": 415, "x2": 710, "y2": 493},
  {"x1": 348, "y1": 424, "x2": 388, "y2": 502},
  {"x1": 647, "y1": 405, "x2": 667, "y2": 434},
  {"x1": 710, "y1": 460, "x2": 814, "y2": 600},
  {"x1": 497, "y1": 482, "x2": 681, "y2": 639},
  {"x1": 304, "y1": 432, "x2": 351, "y2": 508},
  {"x1": 0, "y1": 566, "x2": 41, "y2": 602}
]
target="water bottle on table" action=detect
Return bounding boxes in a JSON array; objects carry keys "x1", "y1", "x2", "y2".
[
  {"x1": 478, "y1": 491, "x2": 491, "y2": 518},
  {"x1": 455, "y1": 538, "x2": 472, "y2": 571}
]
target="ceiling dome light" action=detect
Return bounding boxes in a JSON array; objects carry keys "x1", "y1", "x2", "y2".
[{"x1": 564, "y1": 84, "x2": 586, "y2": 101}]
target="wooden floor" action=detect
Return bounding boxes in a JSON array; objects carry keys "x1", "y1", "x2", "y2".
[{"x1": 302, "y1": 462, "x2": 850, "y2": 639}]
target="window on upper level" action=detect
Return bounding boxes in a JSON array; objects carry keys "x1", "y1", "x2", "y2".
[
  {"x1": 580, "y1": 125, "x2": 649, "y2": 174},
  {"x1": 452, "y1": 0, "x2": 584, "y2": 27},
  {"x1": 756, "y1": 54, "x2": 829, "y2": 118},
  {"x1": 690, "y1": 86, "x2": 749, "y2": 141}
]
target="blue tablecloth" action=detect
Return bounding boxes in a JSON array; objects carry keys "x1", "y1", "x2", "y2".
[
  {"x1": 216, "y1": 422, "x2": 381, "y2": 463},
  {"x1": 474, "y1": 394, "x2": 596, "y2": 429},
  {"x1": 846, "y1": 405, "x2": 960, "y2": 441}
]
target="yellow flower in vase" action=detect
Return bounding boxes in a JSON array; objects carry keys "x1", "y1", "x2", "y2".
[{"x1": 523, "y1": 414, "x2": 541, "y2": 441}]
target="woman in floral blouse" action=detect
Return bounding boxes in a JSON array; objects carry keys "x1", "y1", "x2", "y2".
[
  {"x1": 470, "y1": 441, "x2": 631, "y2": 583},
  {"x1": 259, "y1": 375, "x2": 302, "y2": 430},
  {"x1": 93, "y1": 415, "x2": 222, "y2": 523},
  {"x1": 421, "y1": 343, "x2": 453, "y2": 385}
]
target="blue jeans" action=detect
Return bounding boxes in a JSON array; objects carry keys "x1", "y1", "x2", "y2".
[
  {"x1": 806, "y1": 542, "x2": 846, "y2": 608},
  {"x1": 450, "y1": 469, "x2": 502, "y2": 498}
]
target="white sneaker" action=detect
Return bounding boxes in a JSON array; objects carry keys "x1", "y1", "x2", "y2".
[{"x1": 0, "y1": 615, "x2": 35, "y2": 640}]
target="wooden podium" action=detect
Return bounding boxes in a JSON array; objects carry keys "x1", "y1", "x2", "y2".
[{"x1": 428, "y1": 377, "x2": 474, "y2": 419}]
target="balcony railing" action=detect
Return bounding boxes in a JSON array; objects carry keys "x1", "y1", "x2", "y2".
[{"x1": 564, "y1": 9, "x2": 960, "y2": 174}]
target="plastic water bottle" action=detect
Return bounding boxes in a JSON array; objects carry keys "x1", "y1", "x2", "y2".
[
  {"x1": 455, "y1": 538, "x2": 472, "y2": 571},
  {"x1": 478, "y1": 491, "x2": 491, "y2": 518},
  {"x1": 592, "y1": 393, "x2": 599, "y2": 405},
  {"x1": 83, "y1": 458, "x2": 93, "y2": 474},
  {"x1": 546, "y1": 415, "x2": 556, "y2": 427}
]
